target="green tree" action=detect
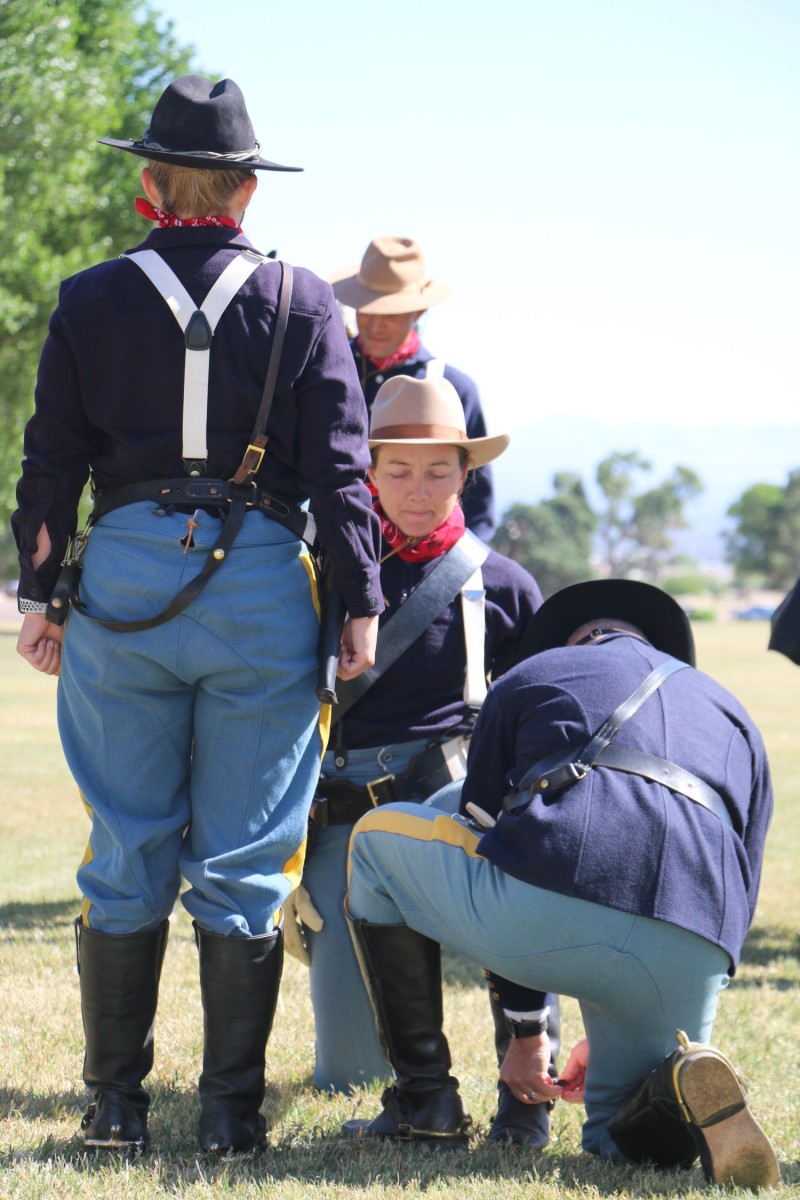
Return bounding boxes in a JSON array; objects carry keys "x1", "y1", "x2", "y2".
[
  {"x1": 0, "y1": 0, "x2": 195, "y2": 561},
  {"x1": 492, "y1": 472, "x2": 597, "y2": 597},
  {"x1": 595, "y1": 452, "x2": 703, "y2": 582},
  {"x1": 725, "y1": 472, "x2": 800, "y2": 590}
]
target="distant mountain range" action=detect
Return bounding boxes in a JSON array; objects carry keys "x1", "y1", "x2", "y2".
[{"x1": 492, "y1": 418, "x2": 799, "y2": 564}]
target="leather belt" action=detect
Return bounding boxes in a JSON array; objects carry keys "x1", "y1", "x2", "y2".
[
  {"x1": 312, "y1": 740, "x2": 464, "y2": 827},
  {"x1": 91, "y1": 477, "x2": 316, "y2": 547}
]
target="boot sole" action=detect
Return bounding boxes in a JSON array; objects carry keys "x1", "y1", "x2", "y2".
[
  {"x1": 677, "y1": 1052, "x2": 780, "y2": 1189},
  {"x1": 342, "y1": 1118, "x2": 470, "y2": 1150},
  {"x1": 83, "y1": 1135, "x2": 148, "y2": 1154}
]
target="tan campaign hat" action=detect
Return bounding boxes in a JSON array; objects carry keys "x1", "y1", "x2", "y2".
[
  {"x1": 369, "y1": 376, "x2": 509, "y2": 468},
  {"x1": 329, "y1": 237, "x2": 451, "y2": 314}
]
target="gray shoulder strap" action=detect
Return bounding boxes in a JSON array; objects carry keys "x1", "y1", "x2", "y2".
[
  {"x1": 424, "y1": 357, "x2": 446, "y2": 378},
  {"x1": 333, "y1": 531, "x2": 490, "y2": 723},
  {"x1": 126, "y1": 248, "x2": 267, "y2": 474}
]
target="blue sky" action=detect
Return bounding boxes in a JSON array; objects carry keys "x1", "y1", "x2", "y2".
[{"x1": 147, "y1": 0, "x2": 798, "y2": 535}]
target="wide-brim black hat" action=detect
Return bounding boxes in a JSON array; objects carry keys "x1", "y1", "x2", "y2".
[
  {"x1": 98, "y1": 75, "x2": 302, "y2": 172},
  {"x1": 517, "y1": 579, "x2": 696, "y2": 666}
]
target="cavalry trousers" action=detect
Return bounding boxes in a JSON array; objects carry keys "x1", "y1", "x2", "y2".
[
  {"x1": 59, "y1": 502, "x2": 326, "y2": 938},
  {"x1": 348, "y1": 803, "x2": 730, "y2": 1160}
]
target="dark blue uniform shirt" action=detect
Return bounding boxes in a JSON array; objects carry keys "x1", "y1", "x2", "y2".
[
  {"x1": 13, "y1": 226, "x2": 383, "y2": 618},
  {"x1": 338, "y1": 546, "x2": 542, "y2": 749},
  {"x1": 462, "y1": 634, "x2": 773, "y2": 997}
]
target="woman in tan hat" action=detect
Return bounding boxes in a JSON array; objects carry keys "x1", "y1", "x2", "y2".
[
  {"x1": 330, "y1": 236, "x2": 497, "y2": 542},
  {"x1": 285, "y1": 373, "x2": 559, "y2": 1147}
]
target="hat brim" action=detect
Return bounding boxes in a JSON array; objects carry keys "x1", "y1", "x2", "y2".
[
  {"x1": 516, "y1": 579, "x2": 696, "y2": 666},
  {"x1": 97, "y1": 138, "x2": 303, "y2": 172},
  {"x1": 368, "y1": 432, "x2": 509, "y2": 469},
  {"x1": 330, "y1": 268, "x2": 451, "y2": 314}
]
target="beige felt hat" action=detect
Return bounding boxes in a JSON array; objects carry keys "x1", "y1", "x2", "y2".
[
  {"x1": 369, "y1": 376, "x2": 509, "y2": 468},
  {"x1": 329, "y1": 237, "x2": 452, "y2": 314}
]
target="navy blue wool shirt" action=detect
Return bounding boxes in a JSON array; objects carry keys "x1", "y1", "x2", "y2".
[
  {"x1": 338, "y1": 545, "x2": 543, "y2": 750},
  {"x1": 13, "y1": 225, "x2": 383, "y2": 619},
  {"x1": 462, "y1": 634, "x2": 773, "y2": 994}
]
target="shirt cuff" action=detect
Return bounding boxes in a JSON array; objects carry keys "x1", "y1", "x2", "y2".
[{"x1": 18, "y1": 598, "x2": 48, "y2": 614}]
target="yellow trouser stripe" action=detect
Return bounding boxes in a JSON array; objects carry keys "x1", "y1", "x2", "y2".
[{"x1": 348, "y1": 809, "x2": 483, "y2": 885}]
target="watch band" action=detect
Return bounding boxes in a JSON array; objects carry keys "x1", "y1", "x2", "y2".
[{"x1": 505, "y1": 1015, "x2": 548, "y2": 1038}]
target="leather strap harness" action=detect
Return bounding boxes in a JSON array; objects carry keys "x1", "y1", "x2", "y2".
[
  {"x1": 502, "y1": 657, "x2": 733, "y2": 828},
  {"x1": 47, "y1": 255, "x2": 304, "y2": 634}
]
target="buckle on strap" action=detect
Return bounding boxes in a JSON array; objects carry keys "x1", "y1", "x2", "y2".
[
  {"x1": 366, "y1": 775, "x2": 397, "y2": 807},
  {"x1": 532, "y1": 760, "x2": 590, "y2": 793},
  {"x1": 241, "y1": 443, "x2": 265, "y2": 474}
]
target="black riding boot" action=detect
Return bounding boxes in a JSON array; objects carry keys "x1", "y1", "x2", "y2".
[
  {"x1": 342, "y1": 914, "x2": 472, "y2": 1147},
  {"x1": 608, "y1": 1030, "x2": 780, "y2": 1189},
  {"x1": 75, "y1": 917, "x2": 169, "y2": 1153},
  {"x1": 486, "y1": 988, "x2": 561, "y2": 1148},
  {"x1": 195, "y1": 923, "x2": 283, "y2": 1155}
]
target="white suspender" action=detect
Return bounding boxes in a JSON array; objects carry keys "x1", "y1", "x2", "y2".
[
  {"x1": 436, "y1": 561, "x2": 487, "y2": 784},
  {"x1": 424, "y1": 357, "x2": 446, "y2": 379},
  {"x1": 126, "y1": 248, "x2": 266, "y2": 473},
  {"x1": 461, "y1": 564, "x2": 487, "y2": 708}
]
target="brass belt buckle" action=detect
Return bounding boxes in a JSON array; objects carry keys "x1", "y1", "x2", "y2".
[{"x1": 366, "y1": 775, "x2": 395, "y2": 807}]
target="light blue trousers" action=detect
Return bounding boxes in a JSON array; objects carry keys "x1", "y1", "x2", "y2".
[
  {"x1": 58, "y1": 502, "x2": 325, "y2": 937},
  {"x1": 348, "y1": 803, "x2": 730, "y2": 1160},
  {"x1": 301, "y1": 738, "x2": 431, "y2": 1091}
]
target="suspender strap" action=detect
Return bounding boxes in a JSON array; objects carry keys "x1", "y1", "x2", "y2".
[
  {"x1": 503, "y1": 658, "x2": 733, "y2": 827},
  {"x1": 232, "y1": 262, "x2": 294, "y2": 484},
  {"x1": 126, "y1": 249, "x2": 267, "y2": 475},
  {"x1": 332, "y1": 531, "x2": 490, "y2": 723},
  {"x1": 461, "y1": 566, "x2": 487, "y2": 708},
  {"x1": 424, "y1": 358, "x2": 446, "y2": 379},
  {"x1": 53, "y1": 257, "x2": 298, "y2": 633}
]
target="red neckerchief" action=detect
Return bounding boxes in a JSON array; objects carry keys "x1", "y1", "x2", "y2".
[
  {"x1": 356, "y1": 328, "x2": 420, "y2": 372},
  {"x1": 375, "y1": 500, "x2": 465, "y2": 563},
  {"x1": 135, "y1": 196, "x2": 242, "y2": 231}
]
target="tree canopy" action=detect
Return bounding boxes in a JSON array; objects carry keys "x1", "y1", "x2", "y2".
[
  {"x1": 0, "y1": 0, "x2": 194, "y2": 555},
  {"x1": 595, "y1": 451, "x2": 703, "y2": 583},
  {"x1": 493, "y1": 453, "x2": 704, "y2": 597},
  {"x1": 492, "y1": 472, "x2": 597, "y2": 597},
  {"x1": 725, "y1": 472, "x2": 800, "y2": 590}
]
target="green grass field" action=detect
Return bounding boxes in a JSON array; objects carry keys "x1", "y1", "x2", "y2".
[{"x1": 0, "y1": 619, "x2": 797, "y2": 1198}]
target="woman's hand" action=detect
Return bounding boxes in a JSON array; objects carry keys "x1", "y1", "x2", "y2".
[
  {"x1": 16, "y1": 613, "x2": 64, "y2": 676},
  {"x1": 499, "y1": 1032, "x2": 564, "y2": 1106},
  {"x1": 557, "y1": 1037, "x2": 589, "y2": 1104},
  {"x1": 337, "y1": 615, "x2": 378, "y2": 681}
]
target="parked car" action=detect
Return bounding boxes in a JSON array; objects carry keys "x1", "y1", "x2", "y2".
[{"x1": 734, "y1": 605, "x2": 775, "y2": 621}]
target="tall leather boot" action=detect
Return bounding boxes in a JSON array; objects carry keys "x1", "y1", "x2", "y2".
[
  {"x1": 195, "y1": 923, "x2": 283, "y2": 1155},
  {"x1": 486, "y1": 988, "x2": 561, "y2": 1148},
  {"x1": 608, "y1": 1030, "x2": 780, "y2": 1188},
  {"x1": 342, "y1": 915, "x2": 472, "y2": 1147},
  {"x1": 75, "y1": 917, "x2": 169, "y2": 1153}
]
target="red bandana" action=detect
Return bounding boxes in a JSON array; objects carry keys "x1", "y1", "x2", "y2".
[
  {"x1": 135, "y1": 197, "x2": 241, "y2": 231},
  {"x1": 356, "y1": 328, "x2": 420, "y2": 372},
  {"x1": 375, "y1": 500, "x2": 465, "y2": 563}
]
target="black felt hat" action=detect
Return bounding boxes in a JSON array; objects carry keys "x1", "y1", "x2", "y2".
[
  {"x1": 517, "y1": 579, "x2": 696, "y2": 666},
  {"x1": 98, "y1": 75, "x2": 302, "y2": 172}
]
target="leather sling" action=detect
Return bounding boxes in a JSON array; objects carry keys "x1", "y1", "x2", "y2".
[
  {"x1": 331, "y1": 530, "x2": 490, "y2": 724},
  {"x1": 502, "y1": 657, "x2": 733, "y2": 828}
]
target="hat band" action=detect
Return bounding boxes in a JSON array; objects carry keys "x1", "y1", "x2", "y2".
[
  {"x1": 371, "y1": 423, "x2": 467, "y2": 441},
  {"x1": 357, "y1": 275, "x2": 431, "y2": 296},
  {"x1": 139, "y1": 137, "x2": 261, "y2": 163}
]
